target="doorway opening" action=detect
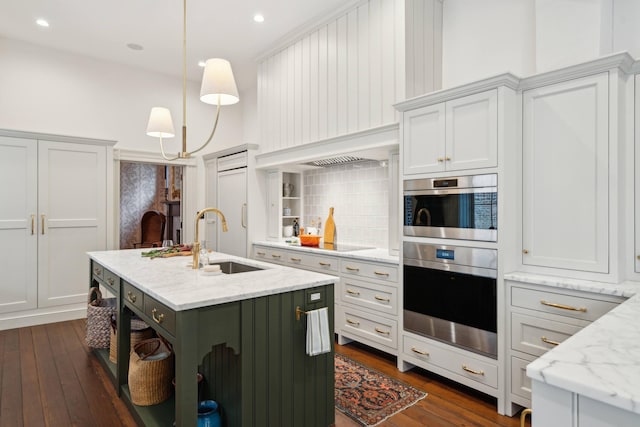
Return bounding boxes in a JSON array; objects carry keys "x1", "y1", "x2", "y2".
[{"x1": 119, "y1": 162, "x2": 183, "y2": 249}]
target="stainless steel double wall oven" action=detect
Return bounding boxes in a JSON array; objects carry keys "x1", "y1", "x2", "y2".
[{"x1": 402, "y1": 174, "x2": 498, "y2": 358}]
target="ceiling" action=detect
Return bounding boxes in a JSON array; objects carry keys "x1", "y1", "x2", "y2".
[{"x1": 0, "y1": 0, "x2": 355, "y2": 93}]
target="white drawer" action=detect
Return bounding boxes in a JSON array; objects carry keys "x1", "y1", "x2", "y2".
[
  {"x1": 340, "y1": 277, "x2": 397, "y2": 316},
  {"x1": 511, "y1": 356, "x2": 533, "y2": 400},
  {"x1": 511, "y1": 286, "x2": 619, "y2": 323},
  {"x1": 253, "y1": 246, "x2": 285, "y2": 265},
  {"x1": 403, "y1": 334, "x2": 498, "y2": 389},
  {"x1": 339, "y1": 306, "x2": 397, "y2": 349},
  {"x1": 284, "y1": 251, "x2": 338, "y2": 273},
  {"x1": 511, "y1": 312, "x2": 582, "y2": 357},
  {"x1": 340, "y1": 259, "x2": 398, "y2": 283}
]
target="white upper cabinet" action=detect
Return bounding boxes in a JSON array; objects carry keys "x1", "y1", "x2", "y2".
[
  {"x1": 522, "y1": 73, "x2": 609, "y2": 273},
  {"x1": 402, "y1": 89, "x2": 498, "y2": 175}
]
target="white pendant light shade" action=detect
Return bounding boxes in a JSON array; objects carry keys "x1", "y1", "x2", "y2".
[
  {"x1": 200, "y1": 58, "x2": 239, "y2": 106},
  {"x1": 146, "y1": 107, "x2": 175, "y2": 138}
]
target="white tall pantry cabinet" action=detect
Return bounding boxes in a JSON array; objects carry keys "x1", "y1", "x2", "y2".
[{"x1": 0, "y1": 131, "x2": 114, "y2": 329}]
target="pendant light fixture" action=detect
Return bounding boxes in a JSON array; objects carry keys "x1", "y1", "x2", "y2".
[{"x1": 145, "y1": 0, "x2": 239, "y2": 160}]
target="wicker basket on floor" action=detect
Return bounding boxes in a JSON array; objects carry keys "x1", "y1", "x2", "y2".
[
  {"x1": 85, "y1": 287, "x2": 117, "y2": 348},
  {"x1": 128, "y1": 337, "x2": 174, "y2": 406},
  {"x1": 109, "y1": 317, "x2": 154, "y2": 363}
]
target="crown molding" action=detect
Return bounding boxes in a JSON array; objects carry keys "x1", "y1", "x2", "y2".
[
  {"x1": 0, "y1": 128, "x2": 117, "y2": 146},
  {"x1": 114, "y1": 149, "x2": 196, "y2": 166}
]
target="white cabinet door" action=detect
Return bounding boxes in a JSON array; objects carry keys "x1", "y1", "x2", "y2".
[
  {"x1": 636, "y1": 74, "x2": 640, "y2": 273},
  {"x1": 522, "y1": 73, "x2": 609, "y2": 273},
  {"x1": 0, "y1": 137, "x2": 38, "y2": 313},
  {"x1": 446, "y1": 89, "x2": 498, "y2": 171},
  {"x1": 37, "y1": 140, "x2": 107, "y2": 307},
  {"x1": 267, "y1": 171, "x2": 280, "y2": 239},
  {"x1": 217, "y1": 168, "x2": 247, "y2": 257},
  {"x1": 402, "y1": 103, "x2": 445, "y2": 175}
]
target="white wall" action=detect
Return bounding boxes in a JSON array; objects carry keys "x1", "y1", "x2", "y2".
[
  {"x1": 0, "y1": 37, "x2": 244, "y2": 155},
  {"x1": 442, "y1": 0, "x2": 536, "y2": 88},
  {"x1": 613, "y1": 0, "x2": 640, "y2": 58}
]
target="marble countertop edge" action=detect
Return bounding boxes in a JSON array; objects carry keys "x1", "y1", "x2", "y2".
[{"x1": 253, "y1": 241, "x2": 400, "y2": 264}]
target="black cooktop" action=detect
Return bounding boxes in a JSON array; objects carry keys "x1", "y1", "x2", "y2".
[{"x1": 304, "y1": 243, "x2": 373, "y2": 252}]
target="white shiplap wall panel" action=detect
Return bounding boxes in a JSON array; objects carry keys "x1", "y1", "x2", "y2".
[
  {"x1": 257, "y1": 0, "x2": 441, "y2": 153},
  {"x1": 309, "y1": 31, "x2": 319, "y2": 143},
  {"x1": 369, "y1": 0, "x2": 383, "y2": 126},
  {"x1": 318, "y1": 25, "x2": 328, "y2": 141},
  {"x1": 347, "y1": 8, "x2": 359, "y2": 134},
  {"x1": 336, "y1": 15, "x2": 348, "y2": 136},
  {"x1": 327, "y1": 20, "x2": 338, "y2": 137}
]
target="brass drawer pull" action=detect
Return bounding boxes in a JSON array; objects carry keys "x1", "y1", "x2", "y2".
[
  {"x1": 375, "y1": 327, "x2": 390, "y2": 335},
  {"x1": 444, "y1": 156, "x2": 451, "y2": 161},
  {"x1": 374, "y1": 271, "x2": 390, "y2": 277},
  {"x1": 290, "y1": 257, "x2": 302, "y2": 262},
  {"x1": 94, "y1": 267, "x2": 102, "y2": 276},
  {"x1": 437, "y1": 157, "x2": 444, "y2": 162},
  {"x1": 346, "y1": 318, "x2": 360, "y2": 326},
  {"x1": 462, "y1": 365, "x2": 485, "y2": 376},
  {"x1": 271, "y1": 254, "x2": 281, "y2": 258},
  {"x1": 541, "y1": 336, "x2": 560, "y2": 346},
  {"x1": 152, "y1": 308, "x2": 164, "y2": 324},
  {"x1": 522, "y1": 249, "x2": 529, "y2": 254},
  {"x1": 540, "y1": 300, "x2": 587, "y2": 312},
  {"x1": 346, "y1": 288, "x2": 360, "y2": 296},
  {"x1": 41, "y1": 214, "x2": 45, "y2": 235},
  {"x1": 411, "y1": 347, "x2": 429, "y2": 356},
  {"x1": 318, "y1": 261, "x2": 331, "y2": 266},
  {"x1": 345, "y1": 266, "x2": 360, "y2": 272},
  {"x1": 126, "y1": 291, "x2": 137, "y2": 303},
  {"x1": 256, "y1": 251, "x2": 266, "y2": 256},
  {"x1": 107, "y1": 277, "x2": 114, "y2": 286},
  {"x1": 374, "y1": 295, "x2": 390, "y2": 302},
  {"x1": 31, "y1": 214, "x2": 35, "y2": 235}
]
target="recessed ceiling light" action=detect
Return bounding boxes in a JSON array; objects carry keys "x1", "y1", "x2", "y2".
[
  {"x1": 253, "y1": 14, "x2": 264, "y2": 23},
  {"x1": 198, "y1": 60, "x2": 206, "y2": 67},
  {"x1": 126, "y1": 43, "x2": 144, "y2": 51},
  {"x1": 36, "y1": 18, "x2": 49, "y2": 28}
]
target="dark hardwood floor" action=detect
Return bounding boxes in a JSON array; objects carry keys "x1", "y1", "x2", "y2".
[{"x1": 0, "y1": 320, "x2": 529, "y2": 427}]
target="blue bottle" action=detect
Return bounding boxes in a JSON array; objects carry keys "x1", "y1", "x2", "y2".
[{"x1": 197, "y1": 400, "x2": 221, "y2": 427}]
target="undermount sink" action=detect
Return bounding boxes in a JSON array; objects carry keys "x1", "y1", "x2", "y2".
[{"x1": 209, "y1": 261, "x2": 263, "y2": 274}]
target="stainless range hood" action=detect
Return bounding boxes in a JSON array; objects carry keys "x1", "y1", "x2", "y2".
[{"x1": 255, "y1": 123, "x2": 399, "y2": 170}]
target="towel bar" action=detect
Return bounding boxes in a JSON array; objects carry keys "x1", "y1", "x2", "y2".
[{"x1": 296, "y1": 306, "x2": 309, "y2": 321}]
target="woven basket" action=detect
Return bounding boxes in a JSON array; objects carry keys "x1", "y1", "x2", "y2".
[
  {"x1": 109, "y1": 317, "x2": 154, "y2": 363},
  {"x1": 86, "y1": 287, "x2": 117, "y2": 348},
  {"x1": 128, "y1": 338, "x2": 174, "y2": 406}
]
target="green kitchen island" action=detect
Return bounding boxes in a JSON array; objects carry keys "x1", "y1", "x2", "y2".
[{"x1": 88, "y1": 249, "x2": 337, "y2": 427}]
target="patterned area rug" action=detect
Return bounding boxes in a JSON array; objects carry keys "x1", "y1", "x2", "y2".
[{"x1": 335, "y1": 353, "x2": 427, "y2": 426}]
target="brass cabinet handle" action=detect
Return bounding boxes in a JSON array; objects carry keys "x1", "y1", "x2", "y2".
[
  {"x1": 345, "y1": 266, "x2": 360, "y2": 272},
  {"x1": 290, "y1": 257, "x2": 302, "y2": 262},
  {"x1": 375, "y1": 327, "x2": 390, "y2": 335},
  {"x1": 94, "y1": 267, "x2": 102, "y2": 276},
  {"x1": 445, "y1": 156, "x2": 451, "y2": 161},
  {"x1": 374, "y1": 295, "x2": 390, "y2": 302},
  {"x1": 41, "y1": 214, "x2": 45, "y2": 235},
  {"x1": 318, "y1": 261, "x2": 331, "y2": 266},
  {"x1": 462, "y1": 365, "x2": 485, "y2": 376},
  {"x1": 272, "y1": 254, "x2": 281, "y2": 258},
  {"x1": 241, "y1": 203, "x2": 247, "y2": 229},
  {"x1": 31, "y1": 214, "x2": 35, "y2": 235},
  {"x1": 540, "y1": 300, "x2": 587, "y2": 312},
  {"x1": 637, "y1": 255, "x2": 640, "y2": 260},
  {"x1": 541, "y1": 336, "x2": 560, "y2": 346},
  {"x1": 346, "y1": 318, "x2": 360, "y2": 326},
  {"x1": 374, "y1": 271, "x2": 390, "y2": 277},
  {"x1": 411, "y1": 347, "x2": 429, "y2": 356},
  {"x1": 522, "y1": 249, "x2": 529, "y2": 254},
  {"x1": 437, "y1": 157, "x2": 444, "y2": 162},
  {"x1": 151, "y1": 308, "x2": 164, "y2": 324},
  {"x1": 107, "y1": 277, "x2": 114, "y2": 286},
  {"x1": 256, "y1": 251, "x2": 266, "y2": 256},
  {"x1": 346, "y1": 288, "x2": 360, "y2": 296},
  {"x1": 126, "y1": 291, "x2": 137, "y2": 303}
]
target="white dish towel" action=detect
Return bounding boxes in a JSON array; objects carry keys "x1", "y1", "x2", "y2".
[{"x1": 306, "y1": 307, "x2": 331, "y2": 356}]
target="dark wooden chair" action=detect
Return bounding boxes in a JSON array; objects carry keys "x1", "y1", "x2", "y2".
[{"x1": 133, "y1": 210, "x2": 166, "y2": 248}]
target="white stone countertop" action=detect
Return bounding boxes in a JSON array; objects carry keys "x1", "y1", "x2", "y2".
[
  {"x1": 506, "y1": 272, "x2": 640, "y2": 414},
  {"x1": 253, "y1": 241, "x2": 400, "y2": 265},
  {"x1": 88, "y1": 249, "x2": 339, "y2": 311}
]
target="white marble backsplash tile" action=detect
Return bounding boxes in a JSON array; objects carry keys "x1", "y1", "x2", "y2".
[{"x1": 303, "y1": 160, "x2": 389, "y2": 248}]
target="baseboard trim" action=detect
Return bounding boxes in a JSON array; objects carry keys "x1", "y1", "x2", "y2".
[{"x1": 0, "y1": 305, "x2": 86, "y2": 331}]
